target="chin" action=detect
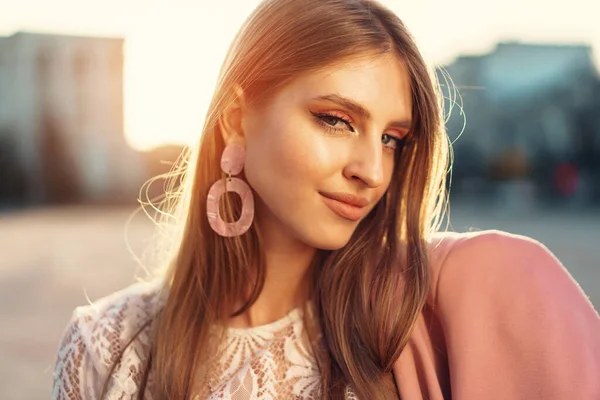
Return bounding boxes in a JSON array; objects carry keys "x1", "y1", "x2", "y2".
[
  {"x1": 314, "y1": 240, "x2": 350, "y2": 251},
  {"x1": 301, "y1": 225, "x2": 356, "y2": 250}
]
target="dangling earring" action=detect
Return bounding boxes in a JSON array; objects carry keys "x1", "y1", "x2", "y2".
[{"x1": 206, "y1": 143, "x2": 255, "y2": 237}]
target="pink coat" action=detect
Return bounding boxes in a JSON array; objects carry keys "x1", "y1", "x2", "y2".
[{"x1": 393, "y1": 230, "x2": 600, "y2": 399}]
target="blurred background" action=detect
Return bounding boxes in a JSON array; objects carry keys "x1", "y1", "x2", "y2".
[{"x1": 0, "y1": 0, "x2": 598, "y2": 398}]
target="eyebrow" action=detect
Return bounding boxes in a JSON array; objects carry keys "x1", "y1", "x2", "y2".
[{"x1": 313, "y1": 94, "x2": 412, "y2": 130}]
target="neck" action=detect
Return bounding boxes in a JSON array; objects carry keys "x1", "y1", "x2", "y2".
[{"x1": 229, "y1": 220, "x2": 317, "y2": 329}]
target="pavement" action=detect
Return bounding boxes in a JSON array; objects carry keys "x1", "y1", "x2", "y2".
[{"x1": 0, "y1": 204, "x2": 598, "y2": 399}]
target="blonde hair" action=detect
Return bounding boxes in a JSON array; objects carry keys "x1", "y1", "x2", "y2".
[{"x1": 104, "y1": 0, "x2": 449, "y2": 398}]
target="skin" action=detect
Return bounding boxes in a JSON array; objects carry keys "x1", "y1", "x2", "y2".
[{"x1": 219, "y1": 53, "x2": 413, "y2": 327}]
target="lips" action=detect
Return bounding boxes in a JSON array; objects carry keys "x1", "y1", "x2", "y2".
[{"x1": 319, "y1": 191, "x2": 369, "y2": 221}]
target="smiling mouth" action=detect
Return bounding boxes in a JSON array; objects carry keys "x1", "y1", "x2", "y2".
[{"x1": 319, "y1": 191, "x2": 369, "y2": 222}]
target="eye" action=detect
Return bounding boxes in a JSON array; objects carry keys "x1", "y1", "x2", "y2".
[
  {"x1": 312, "y1": 112, "x2": 356, "y2": 133},
  {"x1": 382, "y1": 133, "x2": 402, "y2": 151}
]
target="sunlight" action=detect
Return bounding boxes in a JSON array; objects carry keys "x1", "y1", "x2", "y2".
[
  {"x1": 123, "y1": 1, "x2": 259, "y2": 151},
  {"x1": 119, "y1": 0, "x2": 600, "y2": 151}
]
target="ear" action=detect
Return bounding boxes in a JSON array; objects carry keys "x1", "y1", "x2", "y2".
[{"x1": 218, "y1": 84, "x2": 247, "y2": 146}]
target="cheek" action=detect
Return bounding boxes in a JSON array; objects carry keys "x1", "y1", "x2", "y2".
[
  {"x1": 374, "y1": 157, "x2": 396, "y2": 199},
  {"x1": 245, "y1": 112, "x2": 339, "y2": 184}
]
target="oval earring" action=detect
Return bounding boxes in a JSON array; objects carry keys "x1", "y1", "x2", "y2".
[{"x1": 206, "y1": 143, "x2": 255, "y2": 237}]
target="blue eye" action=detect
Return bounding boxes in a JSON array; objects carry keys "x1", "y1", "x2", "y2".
[{"x1": 382, "y1": 133, "x2": 401, "y2": 150}]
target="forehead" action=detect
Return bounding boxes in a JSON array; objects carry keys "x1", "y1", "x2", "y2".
[{"x1": 281, "y1": 54, "x2": 413, "y2": 121}]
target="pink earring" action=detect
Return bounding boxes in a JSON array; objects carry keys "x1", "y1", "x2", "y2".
[{"x1": 206, "y1": 143, "x2": 254, "y2": 237}]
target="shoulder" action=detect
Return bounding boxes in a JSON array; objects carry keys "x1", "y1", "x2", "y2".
[
  {"x1": 53, "y1": 279, "x2": 164, "y2": 398},
  {"x1": 73, "y1": 279, "x2": 164, "y2": 369},
  {"x1": 418, "y1": 233, "x2": 600, "y2": 397},
  {"x1": 427, "y1": 228, "x2": 557, "y2": 274},
  {"x1": 426, "y1": 229, "x2": 578, "y2": 303},
  {"x1": 425, "y1": 228, "x2": 599, "y2": 339},
  {"x1": 72, "y1": 278, "x2": 164, "y2": 334}
]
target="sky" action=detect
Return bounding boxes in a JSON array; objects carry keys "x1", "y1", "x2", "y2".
[{"x1": 1, "y1": 0, "x2": 599, "y2": 150}]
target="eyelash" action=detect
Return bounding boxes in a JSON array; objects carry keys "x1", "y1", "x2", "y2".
[
  {"x1": 312, "y1": 112, "x2": 355, "y2": 134},
  {"x1": 311, "y1": 112, "x2": 403, "y2": 151}
]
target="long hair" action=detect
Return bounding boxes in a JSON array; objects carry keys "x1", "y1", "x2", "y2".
[{"x1": 104, "y1": 0, "x2": 450, "y2": 398}]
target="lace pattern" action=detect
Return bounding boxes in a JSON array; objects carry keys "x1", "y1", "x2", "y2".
[
  {"x1": 52, "y1": 281, "x2": 357, "y2": 399},
  {"x1": 200, "y1": 309, "x2": 320, "y2": 399},
  {"x1": 53, "y1": 281, "x2": 159, "y2": 400}
]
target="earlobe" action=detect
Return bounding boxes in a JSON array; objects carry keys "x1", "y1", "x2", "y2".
[{"x1": 218, "y1": 84, "x2": 247, "y2": 146}]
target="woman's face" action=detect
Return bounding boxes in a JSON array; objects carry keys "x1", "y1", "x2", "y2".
[{"x1": 239, "y1": 54, "x2": 413, "y2": 250}]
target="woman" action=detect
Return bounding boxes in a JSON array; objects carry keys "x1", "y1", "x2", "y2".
[{"x1": 52, "y1": 0, "x2": 600, "y2": 398}]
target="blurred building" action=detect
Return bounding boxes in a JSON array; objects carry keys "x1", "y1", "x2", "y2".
[
  {"x1": 0, "y1": 31, "x2": 144, "y2": 206},
  {"x1": 443, "y1": 42, "x2": 600, "y2": 203}
]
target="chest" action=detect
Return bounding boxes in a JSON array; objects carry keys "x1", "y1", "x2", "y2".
[{"x1": 192, "y1": 324, "x2": 357, "y2": 399}]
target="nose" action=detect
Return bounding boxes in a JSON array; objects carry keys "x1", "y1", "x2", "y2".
[{"x1": 342, "y1": 136, "x2": 385, "y2": 188}]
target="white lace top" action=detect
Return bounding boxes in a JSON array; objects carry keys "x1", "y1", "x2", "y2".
[{"x1": 52, "y1": 280, "x2": 357, "y2": 399}]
